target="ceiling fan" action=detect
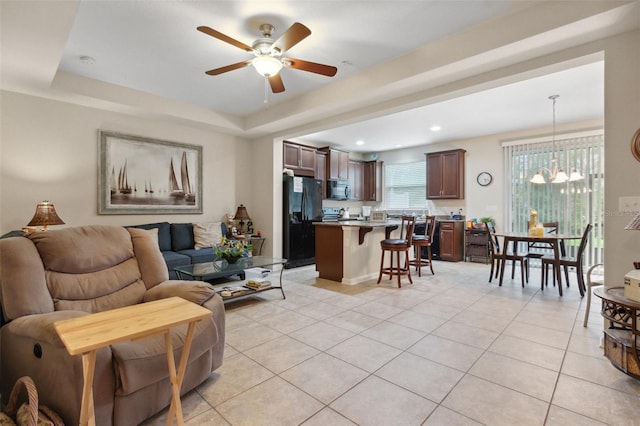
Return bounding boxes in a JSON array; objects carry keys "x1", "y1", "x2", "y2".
[{"x1": 197, "y1": 22, "x2": 337, "y2": 93}]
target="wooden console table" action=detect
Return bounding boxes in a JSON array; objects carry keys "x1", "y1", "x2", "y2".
[
  {"x1": 594, "y1": 287, "x2": 640, "y2": 380},
  {"x1": 54, "y1": 297, "x2": 212, "y2": 425}
]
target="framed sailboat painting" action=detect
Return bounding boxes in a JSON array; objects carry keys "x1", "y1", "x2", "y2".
[{"x1": 98, "y1": 131, "x2": 203, "y2": 214}]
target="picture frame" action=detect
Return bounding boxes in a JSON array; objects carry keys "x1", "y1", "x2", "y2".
[{"x1": 98, "y1": 130, "x2": 203, "y2": 214}]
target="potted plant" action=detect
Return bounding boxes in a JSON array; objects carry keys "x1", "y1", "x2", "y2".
[{"x1": 479, "y1": 217, "x2": 496, "y2": 229}]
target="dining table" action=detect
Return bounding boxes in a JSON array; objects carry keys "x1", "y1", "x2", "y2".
[{"x1": 494, "y1": 231, "x2": 582, "y2": 296}]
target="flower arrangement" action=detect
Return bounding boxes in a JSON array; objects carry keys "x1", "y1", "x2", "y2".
[{"x1": 214, "y1": 237, "x2": 249, "y2": 263}]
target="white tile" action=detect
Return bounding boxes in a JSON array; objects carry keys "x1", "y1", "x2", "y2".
[
  {"x1": 376, "y1": 352, "x2": 464, "y2": 402},
  {"x1": 442, "y1": 375, "x2": 548, "y2": 426},
  {"x1": 216, "y1": 376, "x2": 324, "y2": 425},
  {"x1": 408, "y1": 334, "x2": 483, "y2": 372},
  {"x1": 330, "y1": 375, "x2": 436, "y2": 425},
  {"x1": 280, "y1": 353, "x2": 369, "y2": 404},
  {"x1": 469, "y1": 351, "x2": 559, "y2": 401},
  {"x1": 326, "y1": 334, "x2": 402, "y2": 372},
  {"x1": 552, "y1": 374, "x2": 640, "y2": 424}
]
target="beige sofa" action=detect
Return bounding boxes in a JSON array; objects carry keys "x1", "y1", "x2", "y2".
[{"x1": 0, "y1": 225, "x2": 225, "y2": 425}]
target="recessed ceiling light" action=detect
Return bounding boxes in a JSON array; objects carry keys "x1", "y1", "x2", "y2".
[
  {"x1": 79, "y1": 55, "x2": 95, "y2": 65},
  {"x1": 356, "y1": 140, "x2": 365, "y2": 145},
  {"x1": 430, "y1": 125, "x2": 441, "y2": 132}
]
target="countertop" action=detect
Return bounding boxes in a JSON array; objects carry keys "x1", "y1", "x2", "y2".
[
  {"x1": 313, "y1": 220, "x2": 391, "y2": 227},
  {"x1": 314, "y1": 218, "x2": 466, "y2": 227}
]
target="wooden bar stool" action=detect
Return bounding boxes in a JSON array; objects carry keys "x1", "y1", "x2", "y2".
[
  {"x1": 377, "y1": 215, "x2": 415, "y2": 288},
  {"x1": 409, "y1": 215, "x2": 436, "y2": 276}
]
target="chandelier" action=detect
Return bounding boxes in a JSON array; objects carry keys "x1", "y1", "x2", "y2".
[{"x1": 530, "y1": 95, "x2": 584, "y2": 184}]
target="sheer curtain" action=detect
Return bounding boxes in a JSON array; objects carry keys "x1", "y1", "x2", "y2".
[{"x1": 502, "y1": 131, "x2": 604, "y2": 264}]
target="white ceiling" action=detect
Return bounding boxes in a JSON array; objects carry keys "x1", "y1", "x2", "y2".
[
  {"x1": 2, "y1": 1, "x2": 637, "y2": 153},
  {"x1": 58, "y1": 0, "x2": 522, "y2": 115},
  {"x1": 295, "y1": 61, "x2": 604, "y2": 153}
]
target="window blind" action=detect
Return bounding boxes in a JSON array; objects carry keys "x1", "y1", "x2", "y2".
[{"x1": 383, "y1": 161, "x2": 427, "y2": 209}]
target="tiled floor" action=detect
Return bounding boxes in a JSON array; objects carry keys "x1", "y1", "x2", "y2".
[{"x1": 144, "y1": 261, "x2": 640, "y2": 425}]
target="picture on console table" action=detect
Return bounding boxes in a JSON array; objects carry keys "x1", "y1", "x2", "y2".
[{"x1": 98, "y1": 130, "x2": 202, "y2": 214}]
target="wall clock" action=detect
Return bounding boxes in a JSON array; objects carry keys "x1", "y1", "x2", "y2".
[
  {"x1": 476, "y1": 172, "x2": 492, "y2": 186},
  {"x1": 632, "y1": 128, "x2": 640, "y2": 162}
]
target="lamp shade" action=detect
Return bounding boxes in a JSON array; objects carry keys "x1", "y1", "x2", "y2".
[
  {"x1": 530, "y1": 173, "x2": 546, "y2": 184},
  {"x1": 234, "y1": 204, "x2": 251, "y2": 221},
  {"x1": 27, "y1": 201, "x2": 65, "y2": 230}
]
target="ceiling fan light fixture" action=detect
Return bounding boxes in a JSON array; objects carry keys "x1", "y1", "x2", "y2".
[{"x1": 252, "y1": 55, "x2": 283, "y2": 77}]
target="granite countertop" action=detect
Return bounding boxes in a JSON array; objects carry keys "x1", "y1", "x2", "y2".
[{"x1": 314, "y1": 220, "x2": 391, "y2": 227}]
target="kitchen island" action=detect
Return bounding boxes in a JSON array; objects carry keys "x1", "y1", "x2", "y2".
[{"x1": 314, "y1": 220, "x2": 400, "y2": 284}]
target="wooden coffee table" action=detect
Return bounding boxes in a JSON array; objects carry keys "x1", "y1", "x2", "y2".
[{"x1": 54, "y1": 297, "x2": 212, "y2": 426}]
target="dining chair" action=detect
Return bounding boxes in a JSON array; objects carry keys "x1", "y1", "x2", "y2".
[
  {"x1": 488, "y1": 225, "x2": 529, "y2": 287},
  {"x1": 541, "y1": 223, "x2": 592, "y2": 297},
  {"x1": 409, "y1": 215, "x2": 436, "y2": 276},
  {"x1": 583, "y1": 263, "x2": 604, "y2": 327},
  {"x1": 525, "y1": 221, "x2": 558, "y2": 276},
  {"x1": 377, "y1": 215, "x2": 416, "y2": 288}
]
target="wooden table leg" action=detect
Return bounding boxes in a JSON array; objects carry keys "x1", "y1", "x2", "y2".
[
  {"x1": 80, "y1": 351, "x2": 97, "y2": 426},
  {"x1": 552, "y1": 242, "x2": 563, "y2": 296},
  {"x1": 165, "y1": 321, "x2": 198, "y2": 426},
  {"x1": 498, "y1": 237, "x2": 510, "y2": 286}
]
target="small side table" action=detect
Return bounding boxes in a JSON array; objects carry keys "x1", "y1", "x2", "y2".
[
  {"x1": 54, "y1": 297, "x2": 212, "y2": 425},
  {"x1": 594, "y1": 287, "x2": 640, "y2": 380},
  {"x1": 245, "y1": 236, "x2": 266, "y2": 255}
]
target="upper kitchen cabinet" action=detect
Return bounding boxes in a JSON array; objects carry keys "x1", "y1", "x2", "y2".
[
  {"x1": 283, "y1": 141, "x2": 316, "y2": 177},
  {"x1": 315, "y1": 150, "x2": 327, "y2": 198},
  {"x1": 426, "y1": 149, "x2": 466, "y2": 199},
  {"x1": 348, "y1": 160, "x2": 364, "y2": 200},
  {"x1": 319, "y1": 147, "x2": 349, "y2": 180},
  {"x1": 363, "y1": 161, "x2": 378, "y2": 201}
]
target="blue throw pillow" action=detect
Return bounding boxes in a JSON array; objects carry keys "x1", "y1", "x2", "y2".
[{"x1": 171, "y1": 223, "x2": 195, "y2": 251}]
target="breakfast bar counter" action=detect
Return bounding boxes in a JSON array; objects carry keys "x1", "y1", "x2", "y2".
[{"x1": 314, "y1": 221, "x2": 400, "y2": 284}]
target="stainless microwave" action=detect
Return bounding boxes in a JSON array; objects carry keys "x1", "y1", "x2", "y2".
[{"x1": 327, "y1": 180, "x2": 351, "y2": 200}]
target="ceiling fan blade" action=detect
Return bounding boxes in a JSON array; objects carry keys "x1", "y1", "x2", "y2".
[
  {"x1": 272, "y1": 22, "x2": 311, "y2": 53},
  {"x1": 268, "y1": 74, "x2": 285, "y2": 93},
  {"x1": 197, "y1": 26, "x2": 254, "y2": 52},
  {"x1": 205, "y1": 60, "x2": 251, "y2": 76},
  {"x1": 284, "y1": 58, "x2": 337, "y2": 77}
]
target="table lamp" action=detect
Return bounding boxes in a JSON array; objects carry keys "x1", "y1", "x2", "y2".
[
  {"x1": 234, "y1": 204, "x2": 251, "y2": 234},
  {"x1": 27, "y1": 200, "x2": 65, "y2": 231}
]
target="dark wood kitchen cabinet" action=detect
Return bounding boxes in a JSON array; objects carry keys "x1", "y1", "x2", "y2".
[
  {"x1": 283, "y1": 141, "x2": 316, "y2": 177},
  {"x1": 320, "y1": 147, "x2": 349, "y2": 180},
  {"x1": 315, "y1": 150, "x2": 327, "y2": 198},
  {"x1": 363, "y1": 161, "x2": 378, "y2": 201},
  {"x1": 349, "y1": 160, "x2": 363, "y2": 200},
  {"x1": 439, "y1": 220, "x2": 464, "y2": 261},
  {"x1": 426, "y1": 149, "x2": 466, "y2": 199}
]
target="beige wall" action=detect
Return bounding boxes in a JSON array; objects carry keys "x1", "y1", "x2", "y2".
[
  {"x1": 603, "y1": 30, "x2": 640, "y2": 284},
  {"x1": 0, "y1": 91, "x2": 252, "y2": 233}
]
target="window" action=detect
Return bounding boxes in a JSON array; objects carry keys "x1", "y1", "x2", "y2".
[
  {"x1": 503, "y1": 131, "x2": 604, "y2": 264},
  {"x1": 383, "y1": 161, "x2": 426, "y2": 209}
]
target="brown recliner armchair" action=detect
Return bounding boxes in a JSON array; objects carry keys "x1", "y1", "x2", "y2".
[{"x1": 0, "y1": 225, "x2": 225, "y2": 425}]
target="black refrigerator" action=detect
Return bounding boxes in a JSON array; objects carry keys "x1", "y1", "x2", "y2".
[{"x1": 283, "y1": 176, "x2": 323, "y2": 268}]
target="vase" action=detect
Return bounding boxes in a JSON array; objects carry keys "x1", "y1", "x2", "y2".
[{"x1": 224, "y1": 256, "x2": 240, "y2": 264}]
